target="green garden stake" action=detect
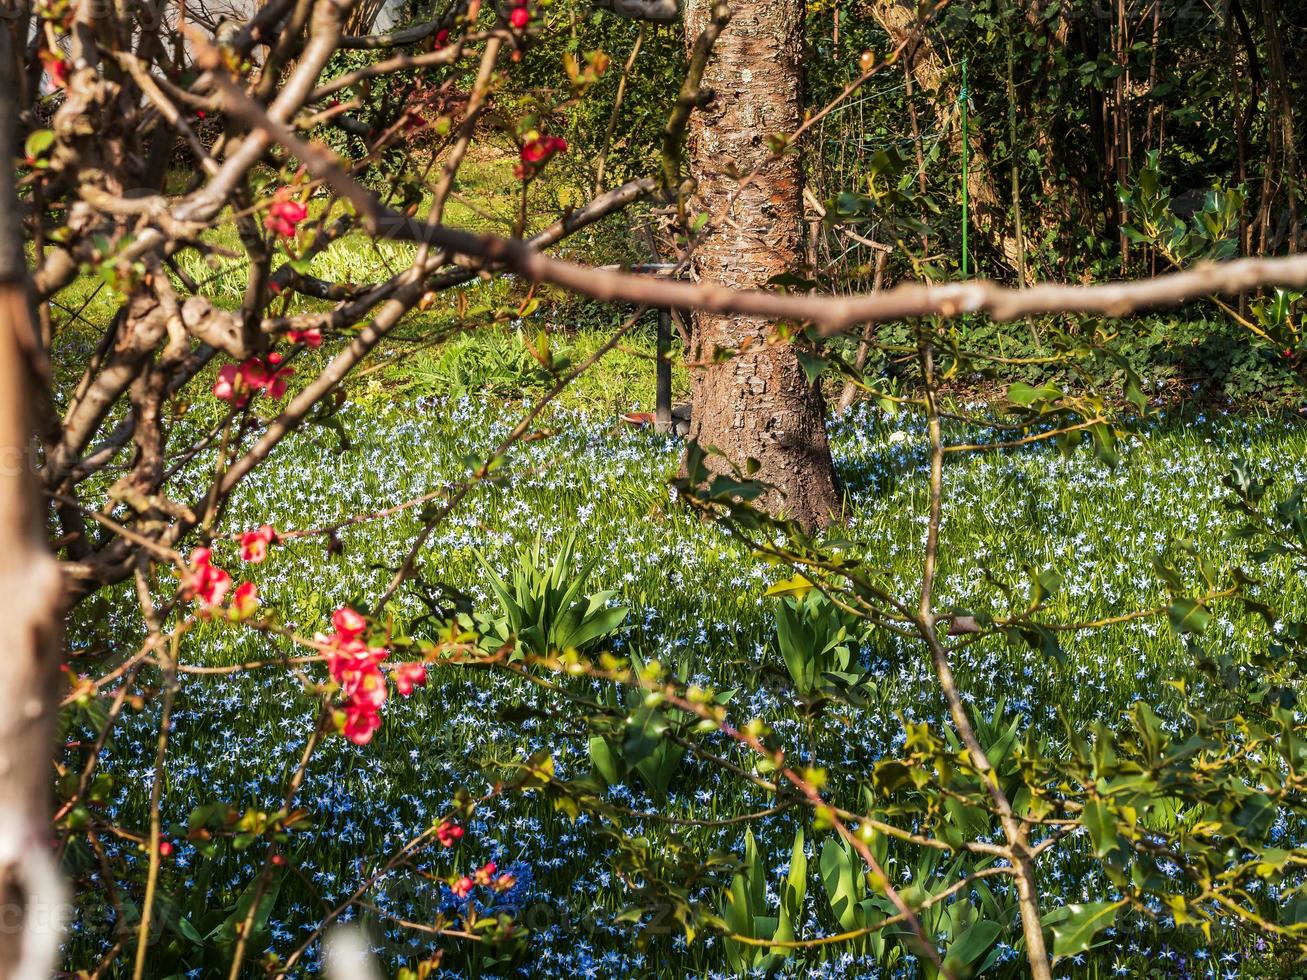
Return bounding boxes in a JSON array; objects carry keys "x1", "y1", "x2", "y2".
[{"x1": 960, "y1": 58, "x2": 970, "y2": 280}]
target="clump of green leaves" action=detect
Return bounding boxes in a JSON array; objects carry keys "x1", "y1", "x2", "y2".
[
  {"x1": 720, "y1": 828, "x2": 808, "y2": 973},
  {"x1": 586, "y1": 651, "x2": 704, "y2": 803},
  {"x1": 474, "y1": 532, "x2": 628, "y2": 658},
  {"x1": 770, "y1": 588, "x2": 868, "y2": 697}
]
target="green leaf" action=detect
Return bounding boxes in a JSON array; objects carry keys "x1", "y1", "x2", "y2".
[
  {"x1": 943, "y1": 918, "x2": 1003, "y2": 972},
  {"x1": 174, "y1": 916, "x2": 204, "y2": 945},
  {"x1": 25, "y1": 129, "x2": 55, "y2": 162},
  {"x1": 1233, "y1": 792, "x2": 1275, "y2": 841},
  {"x1": 1028, "y1": 565, "x2": 1062, "y2": 606},
  {"x1": 588, "y1": 736, "x2": 621, "y2": 785},
  {"x1": 623, "y1": 705, "x2": 668, "y2": 767},
  {"x1": 1168, "y1": 597, "x2": 1211, "y2": 635},
  {"x1": 1125, "y1": 376, "x2": 1148, "y2": 414},
  {"x1": 819, "y1": 839, "x2": 861, "y2": 932},
  {"x1": 796, "y1": 350, "x2": 828, "y2": 385},
  {"x1": 1008, "y1": 381, "x2": 1062, "y2": 407},
  {"x1": 766, "y1": 574, "x2": 813, "y2": 598},
  {"x1": 1050, "y1": 901, "x2": 1121, "y2": 960},
  {"x1": 1082, "y1": 799, "x2": 1122, "y2": 860},
  {"x1": 782, "y1": 828, "x2": 807, "y2": 924}
]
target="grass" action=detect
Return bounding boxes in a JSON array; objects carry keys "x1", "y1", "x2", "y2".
[{"x1": 59, "y1": 326, "x2": 1307, "y2": 976}]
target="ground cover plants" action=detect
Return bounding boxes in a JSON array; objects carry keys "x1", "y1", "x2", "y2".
[
  {"x1": 58, "y1": 355, "x2": 1307, "y2": 975},
  {"x1": 12, "y1": 0, "x2": 1307, "y2": 976}
]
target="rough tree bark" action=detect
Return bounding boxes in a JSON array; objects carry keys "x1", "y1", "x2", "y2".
[
  {"x1": 0, "y1": 31, "x2": 68, "y2": 980},
  {"x1": 683, "y1": 0, "x2": 843, "y2": 529}
]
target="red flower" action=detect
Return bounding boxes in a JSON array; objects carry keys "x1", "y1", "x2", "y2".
[
  {"x1": 213, "y1": 359, "x2": 262, "y2": 405},
  {"x1": 517, "y1": 134, "x2": 567, "y2": 180},
  {"x1": 188, "y1": 547, "x2": 232, "y2": 607},
  {"x1": 213, "y1": 363, "x2": 247, "y2": 405},
  {"x1": 158, "y1": 841, "x2": 174, "y2": 857},
  {"x1": 265, "y1": 195, "x2": 309, "y2": 238},
  {"x1": 321, "y1": 606, "x2": 393, "y2": 745},
  {"x1": 40, "y1": 49, "x2": 69, "y2": 90},
  {"x1": 434, "y1": 27, "x2": 450, "y2": 48},
  {"x1": 451, "y1": 876, "x2": 475, "y2": 898},
  {"x1": 327, "y1": 637, "x2": 386, "y2": 680},
  {"x1": 213, "y1": 355, "x2": 292, "y2": 405},
  {"x1": 342, "y1": 703, "x2": 383, "y2": 745},
  {"x1": 288, "y1": 328, "x2": 322, "y2": 348},
  {"x1": 240, "y1": 524, "x2": 277, "y2": 563},
  {"x1": 340, "y1": 665, "x2": 387, "y2": 707},
  {"x1": 493, "y1": 872, "x2": 517, "y2": 892},
  {"x1": 242, "y1": 357, "x2": 272, "y2": 390},
  {"x1": 436, "y1": 821, "x2": 464, "y2": 847},
  {"x1": 520, "y1": 135, "x2": 566, "y2": 164},
  {"x1": 229, "y1": 581, "x2": 259, "y2": 620},
  {"x1": 509, "y1": 5, "x2": 529, "y2": 29},
  {"x1": 332, "y1": 606, "x2": 367, "y2": 639},
  {"x1": 267, "y1": 365, "x2": 294, "y2": 399},
  {"x1": 474, "y1": 860, "x2": 497, "y2": 886},
  {"x1": 392, "y1": 662, "x2": 427, "y2": 696}
]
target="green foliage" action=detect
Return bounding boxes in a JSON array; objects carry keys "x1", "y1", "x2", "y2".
[
  {"x1": 770, "y1": 589, "x2": 868, "y2": 697},
  {"x1": 411, "y1": 328, "x2": 557, "y2": 399},
  {"x1": 1117, "y1": 154, "x2": 1307, "y2": 400},
  {"x1": 1045, "y1": 900, "x2": 1122, "y2": 962},
  {"x1": 1119, "y1": 151, "x2": 1244, "y2": 264},
  {"x1": 513, "y1": 14, "x2": 685, "y2": 191},
  {"x1": 474, "y1": 532, "x2": 629, "y2": 658},
  {"x1": 60, "y1": 378, "x2": 1307, "y2": 976},
  {"x1": 585, "y1": 651, "x2": 733, "y2": 803},
  {"x1": 720, "y1": 828, "x2": 808, "y2": 974},
  {"x1": 813, "y1": 836, "x2": 1011, "y2": 975},
  {"x1": 46, "y1": 3, "x2": 1307, "y2": 970}
]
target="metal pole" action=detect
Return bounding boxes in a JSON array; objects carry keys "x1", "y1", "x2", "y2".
[{"x1": 654, "y1": 308, "x2": 672, "y2": 434}]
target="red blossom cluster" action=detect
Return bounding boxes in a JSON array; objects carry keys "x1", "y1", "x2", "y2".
[
  {"x1": 187, "y1": 547, "x2": 231, "y2": 606},
  {"x1": 436, "y1": 820, "x2": 465, "y2": 847},
  {"x1": 240, "y1": 524, "x2": 277, "y2": 563},
  {"x1": 451, "y1": 861, "x2": 515, "y2": 898},
  {"x1": 509, "y1": 2, "x2": 530, "y2": 30},
  {"x1": 186, "y1": 548, "x2": 259, "y2": 620},
  {"x1": 287, "y1": 328, "x2": 322, "y2": 348},
  {"x1": 515, "y1": 132, "x2": 567, "y2": 180},
  {"x1": 213, "y1": 352, "x2": 293, "y2": 406},
  {"x1": 265, "y1": 196, "x2": 309, "y2": 238},
  {"x1": 318, "y1": 607, "x2": 428, "y2": 745},
  {"x1": 393, "y1": 661, "x2": 428, "y2": 695}
]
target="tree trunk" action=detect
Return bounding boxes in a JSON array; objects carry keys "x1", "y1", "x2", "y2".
[
  {"x1": 0, "y1": 30, "x2": 68, "y2": 980},
  {"x1": 683, "y1": 0, "x2": 842, "y2": 529}
]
